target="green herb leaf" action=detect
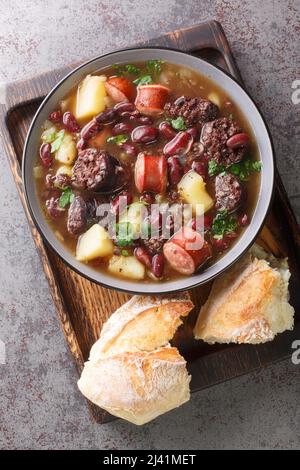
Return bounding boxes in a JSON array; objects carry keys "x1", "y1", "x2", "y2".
[
  {"x1": 58, "y1": 187, "x2": 74, "y2": 208},
  {"x1": 113, "y1": 64, "x2": 140, "y2": 75},
  {"x1": 133, "y1": 75, "x2": 153, "y2": 86},
  {"x1": 229, "y1": 158, "x2": 262, "y2": 181},
  {"x1": 208, "y1": 160, "x2": 225, "y2": 177},
  {"x1": 106, "y1": 134, "x2": 129, "y2": 146},
  {"x1": 115, "y1": 221, "x2": 135, "y2": 247},
  {"x1": 211, "y1": 210, "x2": 238, "y2": 239},
  {"x1": 170, "y1": 116, "x2": 187, "y2": 131},
  {"x1": 50, "y1": 130, "x2": 65, "y2": 153},
  {"x1": 146, "y1": 59, "x2": 165, "y2": 76},
  {"x1": 121, "y1": 249, "x2": 129, "y2": 256}
]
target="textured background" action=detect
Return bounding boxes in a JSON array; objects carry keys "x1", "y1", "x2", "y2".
[{"x1": 0, "y1": 0, "x2": 299, "y2": 450}]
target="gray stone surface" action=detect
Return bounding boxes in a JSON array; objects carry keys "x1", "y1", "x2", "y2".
[{"x1": 0, "y1": 0, "x2": 299, "y2": 450}]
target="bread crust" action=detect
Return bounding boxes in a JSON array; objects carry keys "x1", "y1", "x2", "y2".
[
  {"x1": 194, "y1": 246, "x2": 294, "y2": 344},
  {"x1": 78, "y1": 347, "x2": 190, "y2": 425},
  {"x1": 78, "y1": 294, "x2": 194, "y2": 425},
  {"x1": 90, "y1": 292, "x2": 194, "y2": 359}
]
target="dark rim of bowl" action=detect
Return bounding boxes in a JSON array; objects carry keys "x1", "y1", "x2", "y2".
[{"x1": 22, "y1": 46, "x2": 276, "y2": 295}]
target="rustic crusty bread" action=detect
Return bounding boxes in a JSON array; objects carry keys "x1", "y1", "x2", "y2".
[
  {"x1": 194, "y1": 245, "x2": 294, "y2": 344},
  {"x1": 79, "y1": 347, "x2": 190, "y2": 425},
  {"x1": 90, "y1": 293, "x2": 194, "y2": 358},
  {"x1": 78, "y1": 293, "x2": 194, "y2": 425}
]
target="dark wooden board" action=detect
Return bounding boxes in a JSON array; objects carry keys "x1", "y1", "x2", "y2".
[{"x1": 1, "y1": 21, "x2": 300, "y2": 423}]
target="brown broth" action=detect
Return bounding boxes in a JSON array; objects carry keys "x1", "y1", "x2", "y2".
[{"x1": 35, "y1": 61, "x2": 261, "y2": 283}]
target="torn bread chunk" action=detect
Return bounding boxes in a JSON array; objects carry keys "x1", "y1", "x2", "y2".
[
  {"x1": 78, "y1": 294, "x2": 194, "y2": 425},
  {"x1": 194, "y1": 245, "x2": 294, "y2": 344}
]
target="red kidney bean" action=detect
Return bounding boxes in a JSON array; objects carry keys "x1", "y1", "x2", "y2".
[
  {"x1": 191, "y1": 160, "x2": 208, "y2": 179},
  {"x1": 186, "y1": 127, "x2": 198, "y2": 139},
  {"x1": 112, "y1": 122, "x2": 132, "y2": 135},
  {"x1": 76, "y1": 138, "x2": 86, "y2": 150},
  {"x1": 120, "y1": 143, "x2": 138, "y2": 157},
  {"x1": 81, "y1": 119, "x2": 102, "y2": 140},
  {"x1": 159, "y1": 121, "x2": 176, "y2": 140},
  {"x1": 114, "y1": 101, "x2": 136, "y2": 115},
  {"x1": 39, "y1": 143, "x2": 52, "y2": 167},
  {"x1": 140, "y1": 192, "x2": 155, "y2": 205},
  {"x1": 167, "y1": 156, "x2": 183, "y2": 186},
  {"x1": 163, "y1": 131, "x2": 193, "y2": 156},
  {"x1": 134, "y1": 246, "x2": 152, "y2": 269},
  {"x1": 226, "y1": 133, "x2": 250, "y2": 149},
  {"x1": 48, "y1": 110, "x2": 62, "y2": 122},
  {"x1": 111, "y1": 190, "x2": 133, "y2": 215},
  {"x1": 131, "y1": 125, "x2": 158, "y2": 144},
  {"x1": 62, "y1": 112, "x2": 80, "y2": 132},
  {"x1": 238, "y1": 213, "x2": 249, "y2": 226},
  {"x1": 152, "y1": 253, "x2": 165, "y2": 278},
  {"x1": 95, "y1": 108, "x2": 117, "y2": 124}
]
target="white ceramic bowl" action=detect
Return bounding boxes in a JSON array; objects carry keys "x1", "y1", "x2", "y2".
[{"x1": 23, "y1": 47, "x2": 274, "y2": 294}]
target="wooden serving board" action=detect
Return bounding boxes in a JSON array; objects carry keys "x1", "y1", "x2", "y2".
[{"x1": 1, "y1": 21, "x2": 300, "y2": 423}]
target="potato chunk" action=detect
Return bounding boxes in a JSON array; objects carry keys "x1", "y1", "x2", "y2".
[
  {"x1": 76, "y1": 224, "x2": 114, "y2": 262},
  {"x1": 178, "y1": 170, "x2": 214, "y2": 215},
  {"x1": 55, "y1": 133, "x2": 77, "y2": 165},
  {"x1": 207, "y1": 91, "x2": 221, "y2": 108},
  {"x1": 108, "y1": 256, "x2": 145, "y2": 280},
  {"x1": 76, "y1": 75, "x2": 107, "y2": 121},
  {"x1": 56, "y1": 165, "x2": 73, "y2": 177}
]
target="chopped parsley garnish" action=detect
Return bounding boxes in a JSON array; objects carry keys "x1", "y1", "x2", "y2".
[
  {"x1": 106, "y1": 134, "x2": 128, "y2": 146},
  {"x1": 169, "y1": 116, "x2": 187, "y2": 131},
  {"x1": 211, "y1": 210, "x2": 238, "y2": 239},
  {"x1": 146, "y1": 59, "x2": 165, "y2": 76},
  {"x1": 230, "y1": 158, "x2": 262, "y2": 181},
  {"x1": 208, "y1": 160, "x2": 225, "y2": 177},
  {"x1": 59, "y1": 187, "x2": 74, "y2": 208},
  {"x1": 114, "y1": 221, "x2": 135, "y2": 247},
  {"x1": 113, "y1": 63, "x2": 140, "y2": 75},
  {"x1": 133, "y1": 75, "x2": 153, "y2": 86}
]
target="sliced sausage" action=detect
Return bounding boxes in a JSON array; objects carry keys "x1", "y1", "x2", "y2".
[
  {"x1": 200, "y1": 117, "x2": 248, "y2": 167},
  {"x1": 164, "y1": 95, "x2": 218, "y2": 127},
  {"x1": 135, "y1": 84, "x2": 170, "y2": 116},
  {"x1": 163, "y1": 226, "x2": 212, "y2": 275},
  {"x1": 134, "y1": 153, "x2": 167, "y2": 194},
  {"x1": 105, "y1": 76, "x2": 135, "y2": 102},
  {"x1": 72, "y1": 148, "x2": 115, "y2": 191},
  {"x1": 215, "y1": 173, "x2": 242, "y2": 213}
]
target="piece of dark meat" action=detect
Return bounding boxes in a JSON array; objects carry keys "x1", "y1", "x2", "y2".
[
  {"x1": 201, "y1": 117, "x2": 246, "y2": 167},
  {"x1": 72, "y1": 148, "x2": 116, "y2": 191},
  {"x1": 215, "y1": 173, "x2": 242, "y2": 213},
  {"x1": 142, "y1": 237, "x2": 166, "y2": 255},
  {"x1": 45, "y1": 197, "x2": 65, "y2": 219},
  {"x1": 67, "y1": 195, "x2": 87, "y2": 235},
  {"x1": 164, "y1": 96, "x2": 218, "y2": 127}
]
